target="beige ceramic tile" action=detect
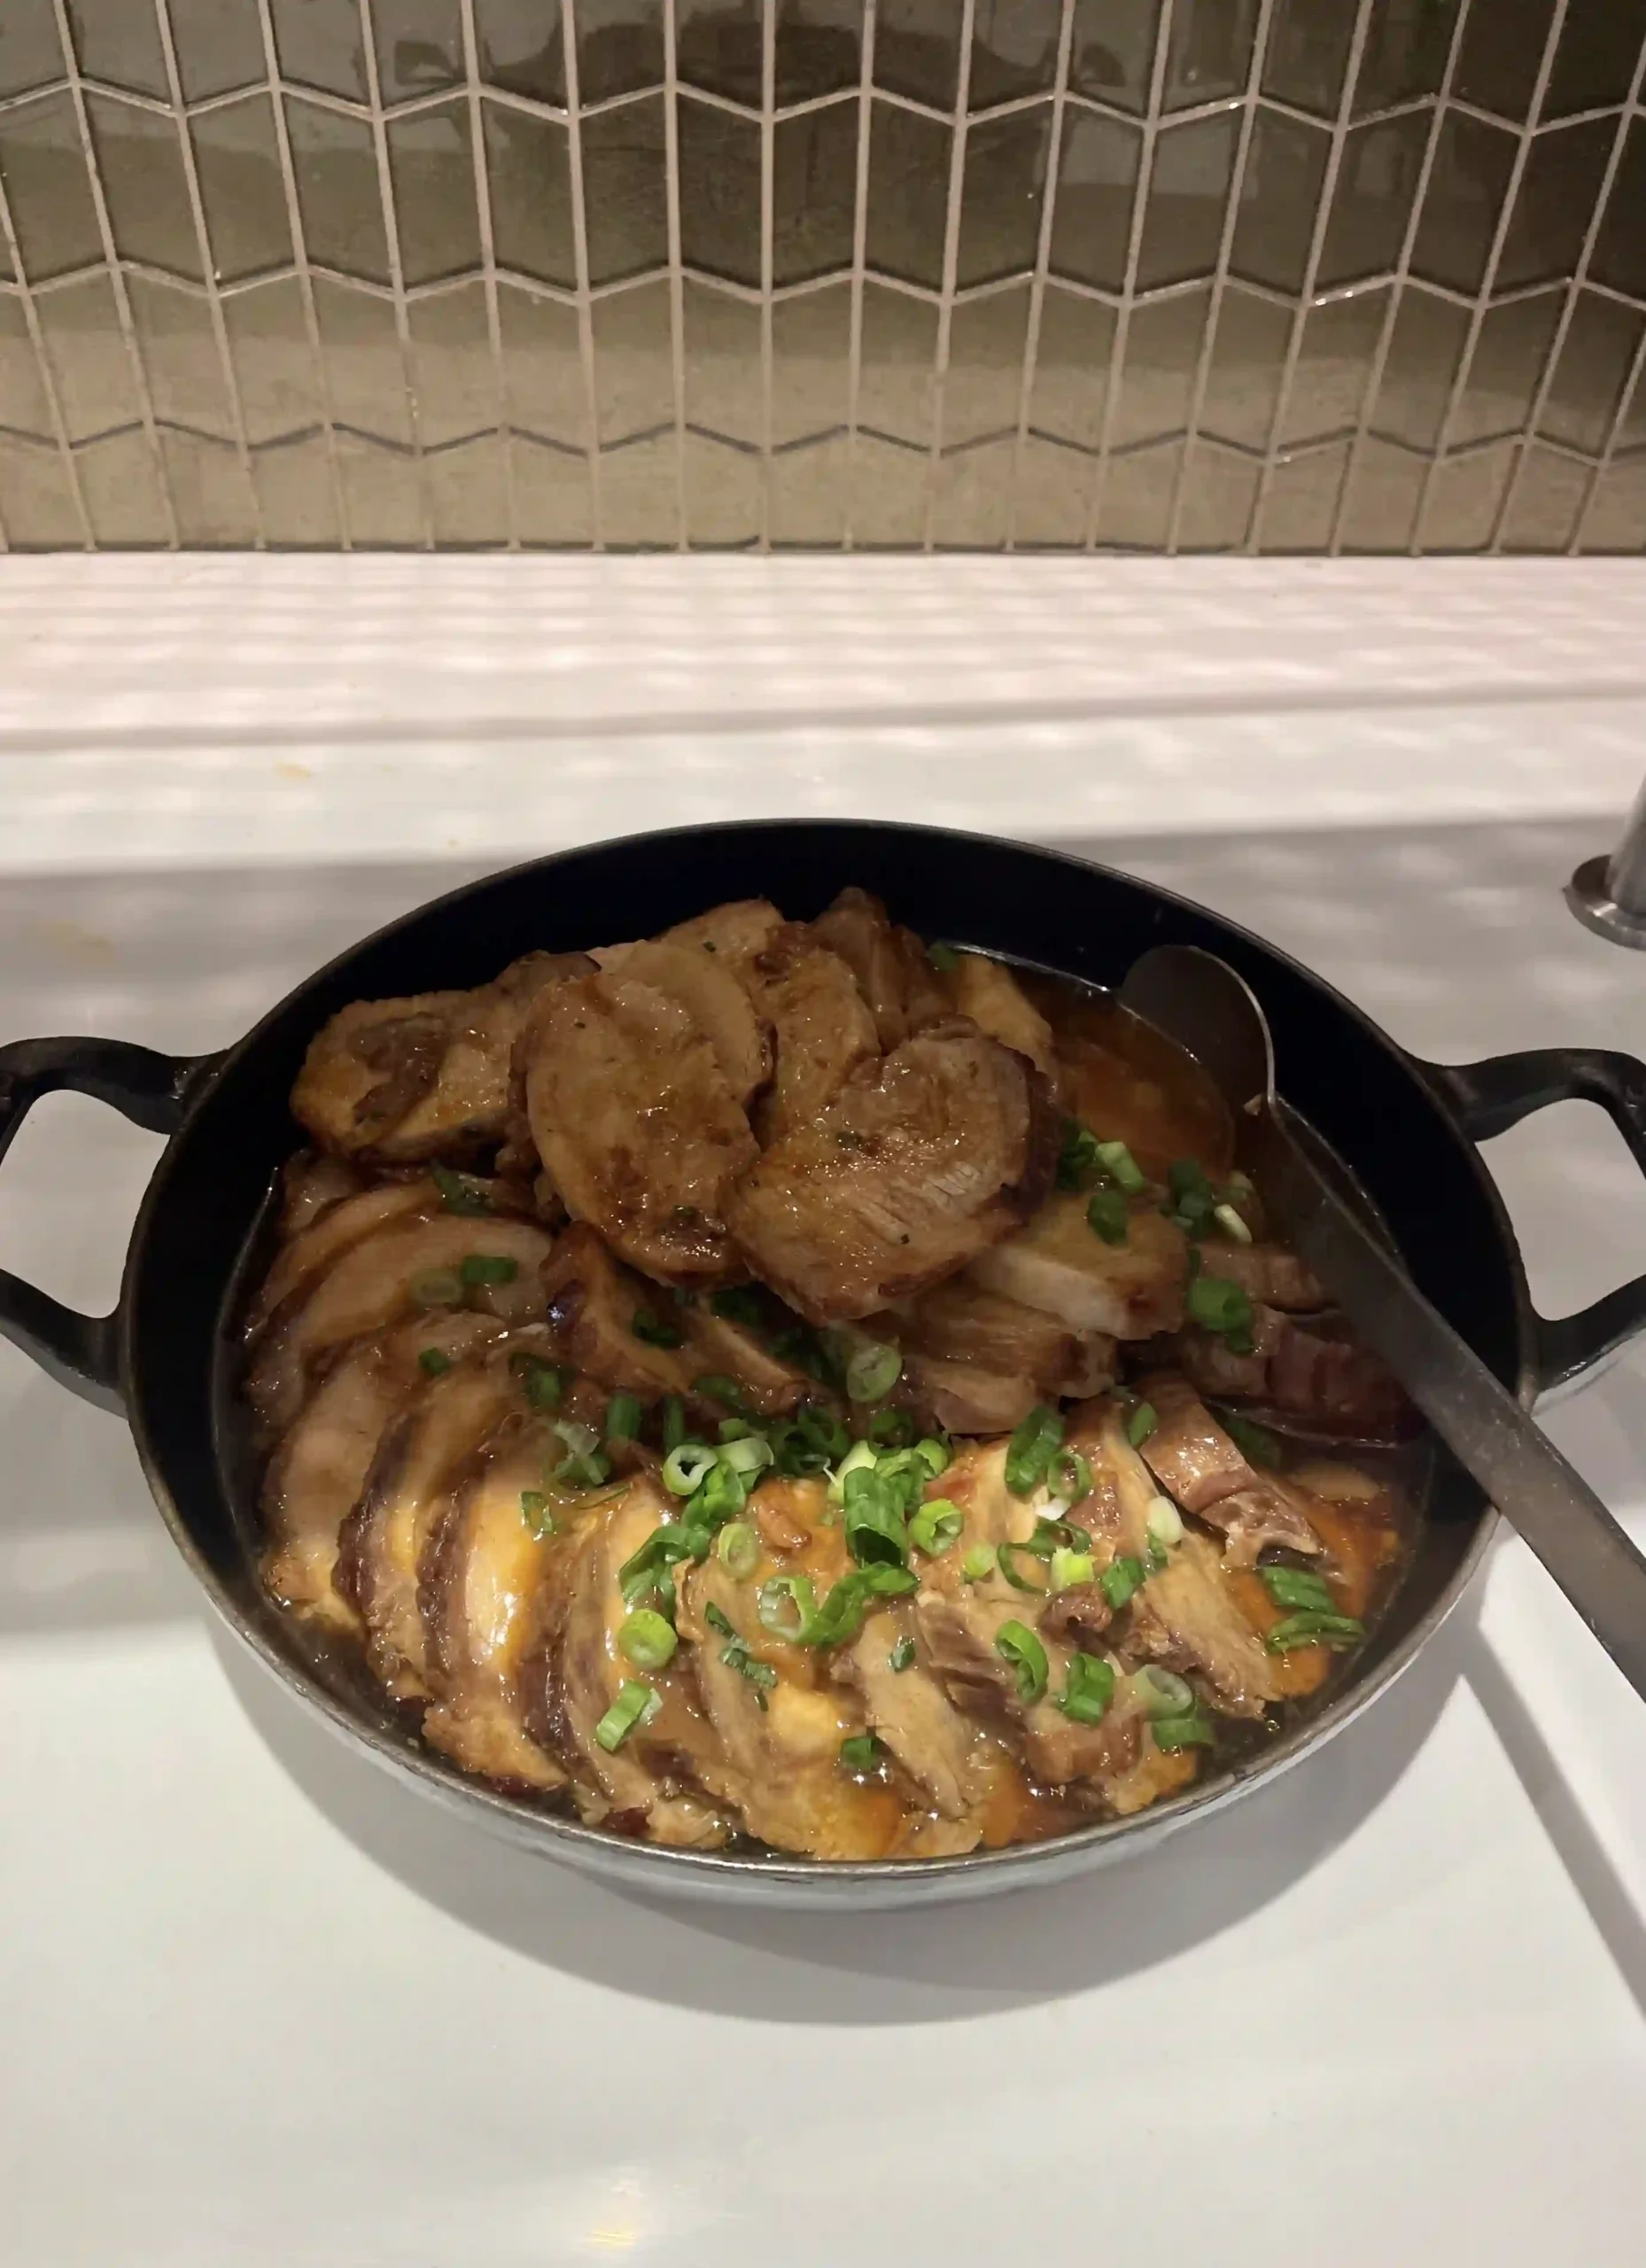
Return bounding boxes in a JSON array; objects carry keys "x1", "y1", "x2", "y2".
[
  {"x1": 76, "y1": 425, "x2": 170, "y2": 543},
  {"x1": 598, "y1": 429, "x2": 682, "y2": 545},
  {"x1": 1255, "y1": 439, "x2": 1349, "y2": 550},
  {"x1": 0, "y1": 290, "x2": 55, "y2": 439},
  {"x1": 930, "y1": 432, "x2": 1015, "y2": 548},
  {"x1": 682, "y1": 427, "x2": 762, "y2": 544},
  {"x1": 1094, "y1": 435, "x2": 1182, "y2": 547},
  {"x1": 769, "y1": 431, "x2": 850, "y2": 544},
  {"x1": 509, "y1": 432, "x2": 593, "y2": 546},
  {"x1": 161, "y1": 427, "x2": 260, "y2": 543},
  {"x1": 0, "y1": 432, "x2": 82, "y2": 544}
]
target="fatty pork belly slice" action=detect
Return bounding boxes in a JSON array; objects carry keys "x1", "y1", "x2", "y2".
[
  {"x1": 260, "y1": 1308, "x2": 504, "y2": 1635},
  {"x1": 521, "y1": 968, "x2": 757, "y2": 1284},
  {"x1": 906, "y1": 1274, "x2": 1115, "y2": 1394},
  {"x1": 1177, "y1": 1305, "x2": 1412, "y2": 1439},
  {"x1": 1203, "y1": 1239, "x2": 1325, "y2": 1313},
  {"x1": 291, "y1": 951, "x2": 588, "y2": 1163},
  {"x1": 277, "y1": 1150, "x2": 364, "y2": 1238},
  {"x1": 809, "y1": 886, "x2": 947, "y2": 1051},
  {"x1": 741, "y1": 923, "x2": 881, "y2": 1146},
  {"x1": 969, "y1": 1190, "x2": 1188, "y2": 1340},
  {"x1": 728, "y1": 1021, "x2": 1059, "y2": 1326},
  {"x1": 245, "y1": 1209, "x2": 556, "y2": 1432},
  {"x1": 840, "y1": 1603, "x2": 995, "y2": 1839},
  {"x1": 591, "y1": 938, "x2": 772, "y2": 1107},
  {"x1": 1133, "y1": 1371, "x2": 1324, "y2": 1567},
  {"x1": 249, "y1": 1176, "x2": 440, "y2": 1333},
  {"x1": 936, "y1": 951, "x2": 1057, "y2": 1081},
  {"x1": 662, "y1": 897, "x2": 784, "y2": 973},
  {"x1": 418, "y1": 1410, "x2": 574, "y2": 1792}
]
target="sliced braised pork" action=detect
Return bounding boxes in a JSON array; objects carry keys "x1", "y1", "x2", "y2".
[
  {"x1": 1205, "y1": 1240, "x2": 1326, "y2": 1312},
  {"x1": 277, "y1": 1150, "x2": 363, "y2": 1238},
  {"x1": 662, "y1": 897, "x2": 784, "y2": 971},
  {"x1": 841, "y1": 1604, "x2": 991, "y2": 1834},
  {"x1": 970, "y1": 1191, "x2": 1188, "y2": 1339},
  {"x1": 591, "y1": 938, "x2": 772, "y2": 1107},
  {"x1": 1133, "y1": 1371, "x2": 1323, "y2": 1567},
  {"x1": 742, "y1": 925, "x2": 881, "y2": 1145},
  {"x1": 1178, "y1": 1308, "x2": 1411, "y2": 1439},
  {"x1": 937, "y1": 951, "x2": 1057, "y2": 1079},
  {"x1": 810, "y1": 887, "x2": 946, "y2": 1051}
]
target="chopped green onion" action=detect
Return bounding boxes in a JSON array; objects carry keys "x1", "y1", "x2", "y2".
[
  {"x1": 962, "y1": 1543, "x2": 997, "y2": 1582},
  {"x1": 866, "y1": 1407, "x2": 917, "y2": 1449},
  {"x1": 658, "y1": 1394, "x2": 687, "y2": 1454},
  {"x1": 780, "y1": 1564, "x2": 916, "y2": 1649},
  {"x1": 1145, "y1": 1495, "x2": 1184, "y2": 1550},
  {"x1": 913, "y1": 1436, "x2": 951, "y2": 1480},
  {"x1": 998, "y1": 1541, "x2": 1049, "y2": 1593},
  {"x1": 410, "y1": 1266, "x2": 464, "y2": 1308},
  {"x1": 757, "y1": 1573, "x2": 816, "y2": 1641},
  {"x1": 1126, "y1": 1400, "x2": 1158, "y2": 1448},
  {"x1": 767, "y1": 1402, "x2": 849, "y2": 1478},
  {"x1": 519, "y1": 1487, "x2": 558, "y2": 1538},
  {"x1": 694, "y1": 1459, "x2": 750, "y2": 1524},
  {"x1": 618, "y1": 1608, "x2": 678, "y2": 1671},
  {"x1": 1057, "y1": 1120, "x2": 1104, "y2": 1191},
  {"x1": 842, "y1": 1465, "x2": 910, "y2": 1568},
  {"x1": 662, "y1": 1441, "x2": 717, "y2": 1496},
  {"x1": 617, "y1": 1519, "x2": 709, "y2": 1604},
  {"x1": 692, "y1": 1372, "x2": 753, "y2": 1415},
  {"x1": 717, "y1": 1520, "x2": 760, "y2": 1579},
  {"x1": 1018, "y1": 1514, "x2": 1090, "y2": 1559},
  {"x1": 1224, "y1": 1324, "x2": 1257, "y2": 1358},
  {"x1": 1266, "y1": 1609, "x2": 1366, "y2": 1654},
  {"x1": 828, "y1": 1437, "x2": 879, "y2": 1505},
  {"x1": 1262, "y1": 1565, "x2": 1336, "y2": 1613},
  {"x1": 1152, "y1": 1712, "x2": 1215, "y2": 1751},
  {"x1": 1086, "y1": 1188, "x2": 1130, "y2": 1244},
  {"x1": 594, "y1": 1680, "x2": 660, "y2": 1752},
  {"x1": 1005, "y1": 1404, "x2": 1064, "y2": 1496},
  {"x1": 704, "y1": 1601, "x2": 778, "y2": 1704},
  {"x1": 431, "y1": 1164, "x2": 492, "y2": 1216},
  {"x1": 460, "y1": 1251, "x2": 518, "y2": 1286},
  {"x1": 509, "y1": 1351, "x2": 567, "y2": 1410},
  {"x1": 1167, "y1": 1159, "x2": 1216, "y2": 1232},
  {"x1": 1094, "y1": 1139, "x2": 1145, "y2": 1193},
  {"x1": 604, "y1": 1392, "x2": 643, "y2": 1443},
  {"x1": 839, "y1": 1734, "x2": 883, "y2": 1772},
  {"x1": 1100, "y1": 1554, "x2": 1146, "y2": 1610},
  {"x1": 844, "y1": 1339, "x2": 902, "y2": 1403},
  {"x1": 553, "y1": 1418, "x2": 612, "y2": 1491},
  {"x1": 711, "y1": 1285, "x2": 766, "y2": 1326},
  {"x1": 928, "y1": 940, "x2": 960, "y2": 973},
  {"x1": 417, "y1": 1346, "x2": 453, "y2": 1376},
  {"x1": 1057, "y1": 1652, "x2": 1115, "y2": 1724},
  {"x1": 1186, "y1": 1271, "x2": 1254, "y2": 1340},
  {"x1": 631, "y1": 1307, "x2": 684, "y2": 1348},
  {"x1": 1047, "y1": 1449, "x2": 1093, "y2": 1507},
  {"x1": 1132, "y1": 1665, "x2": 1194, "y2": 1718},
  {"x1": 1213, "y1": 1202, "x2": 1253, "y2": 1245},
  {"x1": 889, "y1": 1635, "x2": 917, "y2": 1673},
  {"x1": 909, "y1": 1498, "x2": 964, "y2": 1557},
  {"x1": 1223, "y1": 1410, "x2": 1282, "y2": 1468},
  {"x1": 995, "y1": 1619, "x2": 1049, "y2": 1705},
  {"x1": 1050, "y1": 1546, "x2": 1094, "y2": 1592},
  {"x1": 718, "y1": 1433, "x2": 774, "y2": 1478}
]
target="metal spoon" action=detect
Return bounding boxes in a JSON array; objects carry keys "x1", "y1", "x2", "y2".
[{"x1": 1120, "y1": 942, "x2": 1646, "y2": 1701}]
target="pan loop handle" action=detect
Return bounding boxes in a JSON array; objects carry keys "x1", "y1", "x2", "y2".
[
  {"x1": 1422, "y1": 1046, "x2": 1646, "y2": 1397},
  {"x1": 0, "y1": 1037, "x2": 221, "y2": 1412}
]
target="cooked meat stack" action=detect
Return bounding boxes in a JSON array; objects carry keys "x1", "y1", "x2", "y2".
[{"x1": 248, "y1": 889, "x2": 1409, "y2": 1858}]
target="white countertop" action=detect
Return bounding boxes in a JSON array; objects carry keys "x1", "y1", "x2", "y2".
[{"x1": 5, "y1": 559, "x2": 1646, "y2": 2265}]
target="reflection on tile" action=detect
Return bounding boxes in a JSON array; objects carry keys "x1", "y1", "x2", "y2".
[
  {"x1": 599, "y1": 430, "x2": 681, "y2": 546},
  {"x1": 374, "y1": 0, "x2": 464, "y2": 105},
  {"x1": 849, "y1": 430, "x2": 928, "y2": 545},
  {"x1": 335, "y1": 429, "x2": 423, "y2": 542},
  {"x1": 1255, "y1": 438, "x2": 1347, "y2": 549},
  {"x1": 1452, "y1": 288, "x2": 1561, "y2": 447},
  {"x1": 866, "y1": 101, "x2": 950, "y2": 291},
  {"x1": 0, "y1": 433, "x2": 82, "y2": 545},
  {"x1": 678, "y1": 97, "x2": 760, "y2": 287},
  {"x1": 1546, "y1": 0, "x2": 1646, "y2": 118},
  {"x1": 37, "y1": 273, "x2": 137, "y2": 439},
  {"x1": 388, "y1": 101, "x2": 480, "y2": 287},
  {"x1": 1580, "y1": 454, "x2": 1646, "y2": 554},
  {"x1": 0, "y1": 91, "x2": 105, "y2": 283},
  {"x1": 676, "y1": 0, "x2": 760, "y2": 106},
  {"x1": 1111, "y1": 284, "x2": 1207, "y2": 446},
  {"x1": 1166, "y1": 0, "x2": 1259, "y2": 110},
  {"x1": 1540, "y1": 292, "x2": 1646, "y2": 457},
  {"x1": 475, "y1": 0, "x2": 566, "y2": 106},
  {"x1": 1370, "y1": 284, "x2": 1468, "y2": 452},
  {"x1": 1420, "y1": 437, "x2": 1516, "y2": 548},
  {"x1": 1590, "y1": 119, "x2": 1646, "y2": 305},
  {"x1": 970, "y1": 0, "x2": 1060, "y2": 110},
  {"x1": 167, "y1": 0, "x2": 268, "y2": 105},
  {"x1": 484, "y1": 100, "x2": 574, "y2": 287},
  {"x1": 271, "y1": 0, "x2": 369, "y2": 105},
  {"x1": 591, "y1": 276, "x2": 674, "y2": 445},
  {"x1": 312, "y1": 273, "x2": 412, "y2": 443},
  {"x1": 1262, "y1": 0, "x2": 1355, "y2": 115},
  {"x1": 772, "y1": 282, "x2": 850, "y2": 444},
  {"x1": 223, "y1": 276, "x2": 322, "y2": 443},
  {"x1": 770, "y1": 432, "x2": 849, "y2": 545},
  {"x1": 931, "y1": 433, "x2": 1013, "y2": 548},
  {"x1": 943, "y1": 282, "x2": 1029, "y2": 444},
  {"x1": 779, "y1": 0, "x2": 864, "y2": 105},
  {"x1": 1029, "y1": 284, "x2": 1114, "y2": 448},
  {"x1": 161, "y1": 427, "x2": 258, "y2": 544},
  {"x1": 408, "y1": 281, "x2": 497, "y2": 444},
  {"x1": 0, "y1": 291, "x2": 52, "y2": 438},
  {"x1": 66, "y1": 0, "x2": 167, "y2": 97},
  {"x1": 1176, "y1": 438, "x2": 1259, "y2": 548},
  {"x1": 874, "y1": 0, "x2": 960, "y2": 112},
  {"x1": 286, "y1": 97, "x2": 390, "y2": 285},
  {"x1": 577, "y1": 0, "x2": 665, "y2": 107},
  {"x1": 1318, "y1": 108, "x2": 1428, "y2": 291},
  {"x1": 959, "y1": 105, "x2": 1050, "y2": 289},
  {"x1": 583, "y1": 94, "x2": 668, "y2": 287},
  {"x1": 128, "y1": 271, "x2": 232, "y2": 439},
  {"x1": 1277, "y1": 285, "x2": 1386, "y2": 445},
  {"x1": 1497, "y1": 117, "x2": 1613, "y2": 294},
  {"x1": 1137, "y1": 110, "x2": 1236, "y2": 292},
  {"x1": 682, "y1": 276, "x2": 761, "y2": 445},
  {"x1": 1410, "y1": 110, "x2": 1517, "y2": 295},
  {"x1": 253, "y1": 431, "x2": 340, "y2": 545},
  {"x1": 1049, "y1": 107, "x2": 1139, "y2": 293},
  {"x1": 426, "y1": 431, "x2": 508, "y2": 544},
  {"x1": 683, "y1": 428, "x2": 761, "y2": 545},
  {"x1": 1453, "y1": 0, "x2": 1557, "y2": 121},
  {"x1": 1230, "y1": 108, "x2": 1328, "y2": 296},
  {"x1": 86, "y1": 96, "x2": 200, "y2": 283},
  {"x1": 1013, "y1": 431, "x2": 1093, "y2": 544},
  {"x1": 0, "y1": 0, "x2": 64, "y2": 104},
  {"x1": 1200, "y1": 285, "x2": 1290, "y2": 450},
  {"x1": 1069, "y1": 0, "x2": 1158, "y2": 114},
  {"x1": 1500, "y1": 441, "x2": 1588, "y2": 551},
  {"x1": 77, "y1": 426, "x2": 169, "y2": 544},
  {"x1": 1335, "y1": 431, "x2": 1425, "y2": 548},
  {"x1": 1355, "y1": 0, "x2": 1457, "y2": 116},
  {"x1": 1094, "y1": 435, "x2": 1180, "y2": 547},
  {"x1": 857, "y1": 281, "x2": 937, "y2": 444},
  {"x1": 193, "y1": 96, "x2": 292, "y2": 284},
  {"x1": 497, "y1": 279, "x2": 585, "y2": 445},
  {"x1": 510, "y1": 433, "x2": 592, "y2": 546},
  {"x1": 775, "y1": 99, "x2": 857, "y2": 285}
]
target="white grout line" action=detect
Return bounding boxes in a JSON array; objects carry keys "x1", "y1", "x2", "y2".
[
  {"x1": 1003, "y1": 0, "x2": 1075, "y2": 551},
  {"x1": 457, "y1": 0, "x2": 518, "y2": 550},
  {"x1": 559, "y1": 0, "x2": 605, "y2": 549}
]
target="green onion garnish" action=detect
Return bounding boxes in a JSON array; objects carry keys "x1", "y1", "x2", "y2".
[
  {"x1": 1223, "y1": 1410, "x2": 1281, "y2": 1468},
  {"x1": 867, "y1": 1407, "x2": 917, "y2": 1449},
  {"x1": 1057, "y1": 1119, "x2": 1104, "y2": 1191},
  {"x1": 909, "y1": 1498, "x2": 964, "y2": 1557},
  {"x1": 1262, "y1": 1565, "x2": 1336, "y2": 1613},
  {"x1": 1132, "y1": 1665, "x2": 1194, "y2": 1718},
  {"x1": 889, "y1": 1635, "x2": 916, "y2": 1672},
  {"x1": 418, "y1": 1347, "x2": 452, "y2": 1376},
  {"x1": 827, "y1": 1440, "x2": 878, "y2": 1505},
  {"x1": 1050, "y1": 1546, "x2": 1094, "y2": 1592},
  {"x1": 1145, "y1": 1495, "x2": 1184, "y2": 1550},
  {"x1": 1087, "y1": 1188, "x2": 1130, "y2": 1244},
  {"x1": 1057, "y1": 1652, "x2": 1114, "y2": 1724},
  {"x1": 1214, "y1": 1202, "x2": 1253, "y2": 1245},
  {"x1": 410, "y1": 1266, "x2": 464, "y2": 1308},
  {"x1": 1005, "y1": 1403, "x2": 1064, "y2": 1496},
  {"x1": 962, "y1": 1543, "x2": 997, "y2": 1582},
  {"x1": 1094, "y1": 1139, "x2": 1145, "y2": 1193},
  {"x1": 692, "y1": 1372, "x2": 752, "y2": 1414},
  {"x1": 913, "y1": 1435, "x2": 951, "y2": 1479},
  {"x1": 631, "y1": 1307, "x2": 684, "y2": 1348},
  {"x1": 519, "y1": 1487, "x2": 558, "y2": 1537},
  {"x1": 844, "y1": 1339, "x2": 902, "y2": 1403},
  {"x1": 594, "y1": 1679, "x2": 659, "y2": 1752},
  {"x1": 998, "y1": 1541, "x2": 1049, "y2": 1593},
  {"x1": 605, "y1": 1392, "x2": 643, "y2": 1443},
  {"x1": 553, "y1": 1418, "x2": 612, "y2": 1492},
  {"x1": 509, "y1": 1351, "x2": 566, "y2": 1410},
  {"x1": 460, "y1": 1251, "x2": 518, "y2": 1286},
  {"x1": 662, "y1": 1441, "x2": 717, "y2": 1496},
  {"x1": 928, "y1": 940, "x2": 960, "y2": 973},
  {"x1": 618, "y1": 1607, "x2": 678, "y2": 1671},
  {"x1": 717, "y1": 1520, "x2": 760, "y2": 1578},
  {"x1": 1266, "y1": 1609, "x2": 1366, "y2": 1654},
  {"x1": 839, "y1": 1733, "x2": 883, "y2": 1772},
  {"x1": 660, "y1": 1394, "x2": 687, "y2": 1453},
  {"x1": 710, "y1": 1285, "x2": 766, "y2": 1326},
  {"x1": 1186, "y1": 1271, "x2": 1254, "y2": 1341},
  {"x1": 1152, "y1": 1711, "x2": 1215, "y2": 1751},
  {"x1": 1100, "y1": 1554, "x2": 1146, "y2": 1610},
  {"x1": 705, "y1": 1600, "x2": 778, "y2": 1703},
  {"x1": 718, "y1": 1433, "x2": 774, "y2": 1478},
  {"x1": 1126, "y1": 1400, "x2": 1158, "y2": 1448},
  {"x1": 1047, "y1": 1449, "x2": 1092, "y2": 1507},
  {"x1": 995, "y1": 1619, "x2": 1049, "y2": 1705},
  {"x1": 431, "y1": 1164, "x2": 492, "y2": 1216},
  {"x1": 842, "y1": 1465, "x2": 910, "y2": 1568},
  {"x1": 1165, "y1": 1158, "x2": 1217, "y2": 1232}
]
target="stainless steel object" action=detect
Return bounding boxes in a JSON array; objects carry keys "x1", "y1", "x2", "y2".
[
  {"x1": 1122, "y1": 943, "x2": 1646, "y2": 1701},
  {"x1": 1568, "y1": 784, "x2": 1646, "y2": 951}
]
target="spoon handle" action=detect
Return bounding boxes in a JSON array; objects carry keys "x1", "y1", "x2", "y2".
[{"x1": 1253, "y1": 1097, "x2": 1646, "y2": 1698}]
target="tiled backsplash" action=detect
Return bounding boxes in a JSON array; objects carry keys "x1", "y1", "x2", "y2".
[{"x1": 0, "y1": 0, "x2": 1642, "y2": 551}]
